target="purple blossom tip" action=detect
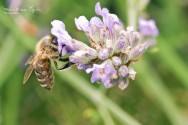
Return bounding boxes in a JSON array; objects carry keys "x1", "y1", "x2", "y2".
[
  {"x1": 51, "y1": 20, "x2": 73, "y2": 55},
  {"x1": 118, "y1": 65, "x2": 129, "y2": 77},
  {"x1": 51, "y1": 20, "x2": 65, "y2": 30},
  {"x1": 95, "y1": 2, "x2": 109, "y2": 16},
  {"x1": 75, "y1": 16, "x2": 89, "y2": 31},
  {"x1": 98, "y1": 48, "x2": 109, "y2": 60},
  {"x1": 112, "y1": 56, "x2": 122, "y2": 67},
  {"x1": 139, "y1": 18, "x2": 159, "y2": 37},
  {"x1": 69, "y1": 49, "x2": 97, "y2": 64}
]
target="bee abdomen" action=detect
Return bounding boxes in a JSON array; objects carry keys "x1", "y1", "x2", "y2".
[{"x1": 35, "y1": 59, "x2": 54, "y2": 90}]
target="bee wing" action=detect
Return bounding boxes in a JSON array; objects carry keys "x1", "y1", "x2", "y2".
[
  {"x1": 23, "y1": 64, "x2": 34, "y2": 84},
  {"x1": 25, "y1": 52, "x2": 37, "y2": 65},
  {"x1": 23, "y1": 51, "x2": 45, "y2": 84}
]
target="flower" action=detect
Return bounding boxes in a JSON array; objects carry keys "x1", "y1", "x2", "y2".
[
  {"x1": 51, "y1": 2, "x2": 158, "y2": 90},
  {"x1": 112, "y1": 56, "x2": 122, "y2": 67},
  {"x1": 51, "y1": 20, "x2": 73, "y2": 56},
  {"x1": 139, "y1": 18, "x2": 159, "y2": 37},
  {"x1": 95, "y1": 2, "x2": 123, "y2": 31},
  {"x1": 69, "y1": 49, "x2": 97, "y2": 64},
  {"x1": 51, "y1": 20, "x2": 94, "y2": 56},
  {"x1": 86, "y1": 60, "x2": 117, "y2": 88}
]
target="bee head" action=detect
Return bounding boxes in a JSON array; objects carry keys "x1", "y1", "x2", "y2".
[{"x1": 51, "y1": 35, "x2": 58, "y2": 45}]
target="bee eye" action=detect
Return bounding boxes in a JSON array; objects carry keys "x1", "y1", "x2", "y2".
[{"x1": 52, "y1": 36, "x2": 58, "y2": 45}]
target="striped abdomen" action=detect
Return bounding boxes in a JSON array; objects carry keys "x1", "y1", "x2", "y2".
[{"x1": 34, "y1": 58, "x2": 54, "y2": 90}]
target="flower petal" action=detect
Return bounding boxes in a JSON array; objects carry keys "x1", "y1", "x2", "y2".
[
  {"x1": 139, "y1": 18, "x2": 159, "y2": 37},
  {"x1": 118, "y1": 65, "x2": 129, "y2": 77},
  {"x1": 75, "y1": 16, "x2": 90, "y2": 32},
  {"x1": 128, "y1": 67, "x2": 136, "y2": 80},
  {"x1": 112, "y1": 56, "x2": 122, "y2": 67},
  {"x1": 118, "y1": 78, "x2": 129, "y2": 90},
  {"x1": 98, "y1": 48, "x2": 109, "y2": 60},
  {"x1": 70, "y1": 49, "x2": 97, "y2": 64}
]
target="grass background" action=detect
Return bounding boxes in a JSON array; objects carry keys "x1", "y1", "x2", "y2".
[{"x1": 0, "y1": 0, "x2": 188, "y2": 125}]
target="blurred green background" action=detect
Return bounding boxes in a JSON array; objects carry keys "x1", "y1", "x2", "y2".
[{"x1": 0, "y1": 0, "x2": 188, "y2": 125}]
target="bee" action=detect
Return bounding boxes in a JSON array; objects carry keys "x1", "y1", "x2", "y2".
[{"x1": 23, "y1": 35, "x2": 74, "y2": 90}]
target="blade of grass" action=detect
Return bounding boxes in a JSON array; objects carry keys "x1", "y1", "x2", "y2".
[
  {"x1": 157, "y1": 37, "x2": 188, "y2": 87},
  {"x1": 127, "y1": 0, "x2": 138, "y2": 29},
  {"x1": 0, "y1": 92, "x2": 2, "y2": 124},
  {"x1": 3, "y1": 68, "x2": 22, "y2": 125},
  {"x1": 97, "y1": 105, "x2": 115, "y2": 125},
  {"x1": 135, "y1": 60, "x2": 186, "y2": 125},
  {"x1": 0, "y1": 36, "x2": 25, "y2": 88}
]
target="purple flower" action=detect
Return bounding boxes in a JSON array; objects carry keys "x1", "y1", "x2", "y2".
[
  {"x1": 75, "y1": 16, "x2": 104, "y2": 50},
  {"x1": 118, "y1": 65, "x2": 129, "y2": 77},
  {"x1": 86, "y1": 60, "x2": 117, "y2": 88},
  {"x1": 129, "y1": 42, "x2": 148, "y2": 60},
  {"x1": 77, "y1": 64, "x2": 89, "y2": 70},
  {"x1": 115, "y1": 36, "x2": 126, "y2": 53},
  {"x1": 75, "y1": 16, "x2": 90, "y2": 32},
  {"x1": 51, "y1": 20, "x2": 95, "y2": 56},
  {"x1": 51, "y1": 20, "x2": 74, "y2": 55},
  {"x1": 139, "y1": 18, "x2": 159, "y2": 37},
  {"x1": 112, "y1": 56, "x2": 122, "y2": 67},
  {"x1": 50, "y1": 2, "x2": 159, "y2": 90},
  {"x1": 69, "y1": 49, "x2": 97, "y2": 64},
  {"x1": 98, "y1": 48, "x2": 109, "y2": 60},
  {"x1": 95, "y1": 2, "x2": 123, "y2": 31}
]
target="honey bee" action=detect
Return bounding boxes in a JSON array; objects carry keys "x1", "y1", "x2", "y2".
[{"x1": 23, "y1": 35, "x2": 74, "y2": 90}]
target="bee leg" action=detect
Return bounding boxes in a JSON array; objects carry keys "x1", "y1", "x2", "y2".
[
  {"x1": 50, "y1": 56, "x2": 59, "y2": 59},
  {"x1": 53, "y1": 60, "x2": 74, "y2": 70},
  {"x1": 53, "y1": 60, "x2": 59, "y2": 70},
  {"x1": 59, "y1": 52, "x2": 62, "y2": 57},
  {"x1": 57, "y1": 62, "x2": 75, "y2": 70},
  {"x1": 50, "y1": 55, "x2": 69, "y2": 62},
  {"x1": 59, "y1": 58, "x2": 69, "y2": 62}
]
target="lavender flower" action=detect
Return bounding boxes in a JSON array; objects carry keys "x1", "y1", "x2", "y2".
[
  {"x1": 51, "y1": 20, "x2": 73, "y2": 55},
  {"x1": 139, "y1": 18, "x2": 159, "y2": 37},
  {"x1": 86, "y1": 60, "x2": 117, "y2": 88},
  {"x1": 51, "y1": 2, "x2": 159, "y2": 90},
  {"x1": 51, "y1": 20, "x2": 95, "y2": 56}
]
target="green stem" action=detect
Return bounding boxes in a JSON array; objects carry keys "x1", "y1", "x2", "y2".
[
  {"x1": 127, "y1": 0, "x2": 137, "y2": 29},
  {"x1": 97, "y1": 105, "x2": 115, "y2": 125}
]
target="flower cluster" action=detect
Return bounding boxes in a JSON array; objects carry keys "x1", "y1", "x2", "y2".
[{"x1": 51, "y1": 2, "x2": 158, "y2": 90}]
